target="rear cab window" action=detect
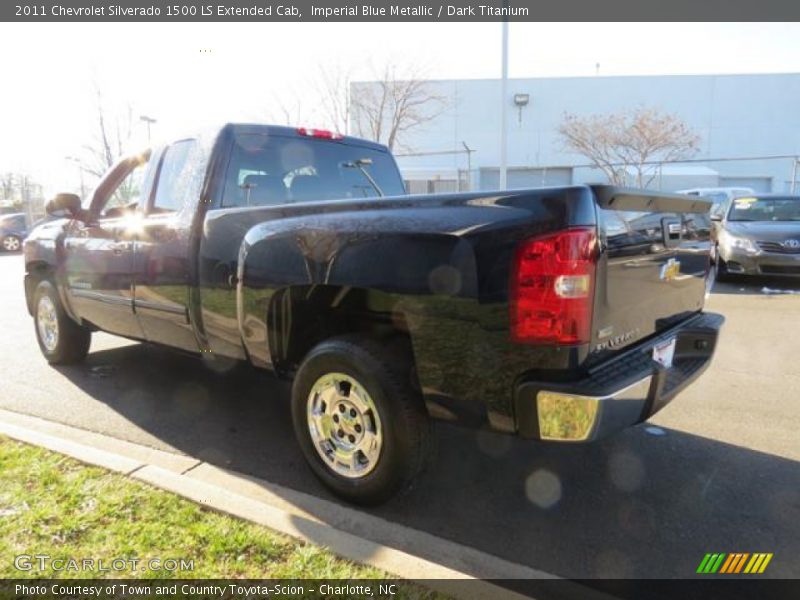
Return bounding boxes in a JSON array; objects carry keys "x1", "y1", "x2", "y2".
[{"x1": 220, "y1": 132, "x2": 405, "y2": 208}]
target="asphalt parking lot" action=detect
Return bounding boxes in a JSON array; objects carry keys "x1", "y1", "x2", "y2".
[{"x1": 1, "y1": 252, "x2": 798, "y2": 579}]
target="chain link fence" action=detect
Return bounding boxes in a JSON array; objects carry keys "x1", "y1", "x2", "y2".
[{"x1": 395, "y1": 149, "x2": 800, "y2": 194}]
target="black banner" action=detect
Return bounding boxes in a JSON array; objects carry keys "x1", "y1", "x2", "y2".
[
  {"x1": 1, "y1": 579, "x2": 800, "y2": 600},
  {"x1": 3, "y1": 0, "x2": 800, "y2": 22}
]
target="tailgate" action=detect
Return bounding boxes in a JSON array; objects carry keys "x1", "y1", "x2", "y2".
[{"x1": 589, "y1": 186, "x2": 713, "y2": 362}]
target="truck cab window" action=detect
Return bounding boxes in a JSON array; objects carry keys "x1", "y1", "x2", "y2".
[
  {"x1": 221, "y1": 133, "x2": 405, "y2": 208},
  {"x1": 151, "y1": 140, "x2": 195, "y2": 214},
  {"x1": 92, "y1": 153, "x2": 151, "y2": 220}
]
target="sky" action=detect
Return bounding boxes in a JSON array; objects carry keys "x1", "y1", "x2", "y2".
[{"x1": 2, "y1": 21, "x2": 800, "y2": 195}]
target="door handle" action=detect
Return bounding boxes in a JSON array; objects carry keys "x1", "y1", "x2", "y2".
[{"x1": 111, "y1": 242, "x2": 126, "y2": 255}]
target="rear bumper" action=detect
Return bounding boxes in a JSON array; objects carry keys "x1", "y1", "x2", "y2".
[{"x1": 514, "y1": 312, "x2": 724, "y2": 441}]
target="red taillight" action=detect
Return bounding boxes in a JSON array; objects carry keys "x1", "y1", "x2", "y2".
[
  {"x1": 296, "y1": 127, "x2": 343, "y2": 140},
  {"x1": 510, "y1": 227, "x2": 597, "y2": 345}
]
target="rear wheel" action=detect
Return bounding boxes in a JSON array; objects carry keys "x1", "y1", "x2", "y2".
[
  {"x1": 33, "y1": 280, "x2": 91, "y2": 364},
  {"x1": 291, "y1": 336, "x2": 432, "y2": 505},
  {"x1": 2, "y1": 235, "x2": 21, "y2": 252}
]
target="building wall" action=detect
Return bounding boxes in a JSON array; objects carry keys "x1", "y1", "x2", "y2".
[{"x1": 351, "y1": 73, "x2": 800, "y2": 192}]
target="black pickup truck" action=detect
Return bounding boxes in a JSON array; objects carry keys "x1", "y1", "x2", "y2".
[{"x1": 24, "y1": 124, "x2": 723, "y2": 504}]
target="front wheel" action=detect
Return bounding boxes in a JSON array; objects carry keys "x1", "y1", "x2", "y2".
[
  {"x1": 713, "y1": 248, "x2": 731, "y2": 283},
  {"x1": 291, "y1": 336, "x2": 432, "y2": 505},
  {"x1": 33, "y1": 280, "x2": 91, "y2": 364}
]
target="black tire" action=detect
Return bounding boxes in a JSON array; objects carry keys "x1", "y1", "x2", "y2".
[
  {"x1": 291, "y1": 335, "x2": 432, "y2": 505},
  {"x1": 2, "y1": 235, "x2": 21, "y2": 253},
  {"x1": 713, "y1": 248, "x2": 731, "y2": 283},
  {"x1": 33, "y1": 280, "x2": 91, "y2": 365}
]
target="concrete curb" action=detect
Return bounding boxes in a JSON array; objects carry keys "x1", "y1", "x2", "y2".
[{"x1": 0, "y1": 408, "x2": 560, "y2": 599}]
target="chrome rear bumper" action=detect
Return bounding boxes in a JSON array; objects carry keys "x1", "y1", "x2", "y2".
[{"x1": 514, "y1": 312, "x2": 724, "y2": 441}]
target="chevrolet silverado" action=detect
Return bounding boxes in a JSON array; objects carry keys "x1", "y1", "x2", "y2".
[{"x1": 24, "y1": 124, "x2": 723, "y2": 503}]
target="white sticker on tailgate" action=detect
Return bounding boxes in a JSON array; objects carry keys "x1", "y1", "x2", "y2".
[{"x1": 653, "y1": 337, "x2": 676, "y2": 369}]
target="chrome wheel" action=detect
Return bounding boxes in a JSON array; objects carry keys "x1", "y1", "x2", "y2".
[
  {"x1": 2, "y1": 236, "x2": 20, "y2": 252},
  {"x1": 37, "y1": 295, "x2": 59, "y2": 352},
  {"x1": 306, "y1": 372, "x2": 383, "y2": 479}
]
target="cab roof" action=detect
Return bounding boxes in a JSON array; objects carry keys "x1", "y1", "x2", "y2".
[{"x1": 223, "y1": 123, "x2": 391, "y2": 153}]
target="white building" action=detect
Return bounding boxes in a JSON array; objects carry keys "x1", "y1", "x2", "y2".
[{"x1": 351, "y1": 72, "x2": 800, "y2": 194}]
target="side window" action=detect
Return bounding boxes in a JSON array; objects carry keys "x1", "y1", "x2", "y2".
[
  {"x1": 95, "y1": 155, "x2": 151, "y2": 220},
  {"x1": 110, "y1": 167, "x2": 144, "y2": 209},
  {"x1": 151, "y1": 140, "x2": 195, "y2": 214}
]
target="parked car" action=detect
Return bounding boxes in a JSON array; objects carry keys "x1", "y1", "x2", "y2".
[
  {"x1": 0, "y1": 212, "x2": 28, "y2": 252},
  {"x1": 711, "y1": 194, "x2": 800, "y2": 280},
  {"x1": 676, "y1": 186, "x2": 755, "y2": 219},
  {"x1": 23, "y1": 124, "x2": 723, "y2": 504}
]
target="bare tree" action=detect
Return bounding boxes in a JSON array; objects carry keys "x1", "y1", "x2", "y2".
[
  {"x1": 78, "y1": 87, "x2": 138, "y2": 204},
  {"x1": 17, "y1": 174, "x2": 33, "y2": 222},
  {"x1": 558, "y1": 106, "x2": 700, "y2": 188},
  {"x1": 314, "y1": 64, "x2": 353, "y2": 134},
  {"x1": 0, "y1": 172, "x2": 45, "y2": 218},
  {"x1": 350, "y1": 62, "x2": 447, "y2": 151},
  {"x1": 0, "y1": 173, "x2": 15, "y2": 202},
  {"x1": 82, "y1": 89, "x2": 133, "y2": 177},
  {"x1": 265, "y1": 90, "x2": 308, "y2": 127}
]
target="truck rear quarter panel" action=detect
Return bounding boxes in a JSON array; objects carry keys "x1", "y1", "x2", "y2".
[{"x1": 203, "y1": 187, "x2": 598, "y2": 431}]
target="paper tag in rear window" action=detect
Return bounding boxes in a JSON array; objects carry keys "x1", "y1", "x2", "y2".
[{"x1": 653, "y1": 337, "x2": 676, "y2": 369}]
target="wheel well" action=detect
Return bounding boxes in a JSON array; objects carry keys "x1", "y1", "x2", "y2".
[
  {"x1": 269, "y1": 285, "x2": 414, "y2": 376},
  {"x1": 24, "y1": 261, "x2": 53, "y2": 315}
]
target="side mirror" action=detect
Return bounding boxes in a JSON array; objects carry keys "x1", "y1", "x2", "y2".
[
  {"x1": 46, "y1": 193, "x2": 82, "y2": 218},
  {"x1": 710, "y1": 214, "x2": 722, "y2": 222}
]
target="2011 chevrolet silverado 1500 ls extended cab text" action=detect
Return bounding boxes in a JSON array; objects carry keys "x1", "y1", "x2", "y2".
[{"x1": 24, "y1": 124, "x2": 723, "y2": 504}]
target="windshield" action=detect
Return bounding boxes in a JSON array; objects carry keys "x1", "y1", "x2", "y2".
[
  {"x1": 222, "y1": 133, "x2": 406, "y2": 208},
  {"x1": 727, "y1": 197, "x2": 800, "y2": 221}
]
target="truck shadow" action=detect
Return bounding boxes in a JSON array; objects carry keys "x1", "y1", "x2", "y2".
[{"x1": 54, "y1": 343, "x2": 800, "y2": 579}]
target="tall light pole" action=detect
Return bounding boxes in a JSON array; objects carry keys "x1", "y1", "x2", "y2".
[
  {"x1": 461, "y1": 141, "x2": 474, "y2": 191},
  {"x1": 499, "y1": 3, "x2": 509, "y2": 190},
  {"x1": 140, "y1": 115, "x2": 157, "y2": 143}
]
